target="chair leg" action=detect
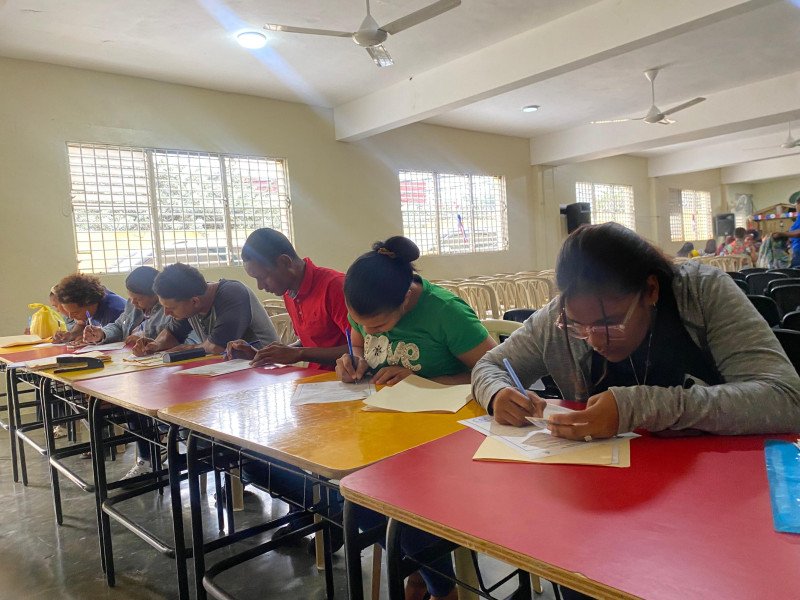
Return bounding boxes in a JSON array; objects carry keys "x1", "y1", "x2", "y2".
[
  {"x1": 371, "y1": 544, "x2": 383, "y2": 600},
  {"x1": 453, "y1": 546, "x2": 479, "y2": 600},
  {"x1": 230, "y1": 467, "x2": 244, "y2": 511}
]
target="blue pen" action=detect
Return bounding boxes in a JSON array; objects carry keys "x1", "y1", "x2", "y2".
[
  {"x1": 85, "y1": 310, "x2": 93, "y2": 326},
  {"x1": 346, "y1": 328, "x2": 356, "y2": 366},
  {"x1": 502, "y1": 358, "x2": 527, "y2": 396}
]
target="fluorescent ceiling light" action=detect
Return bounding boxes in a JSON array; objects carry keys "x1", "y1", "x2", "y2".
[
  {"x1": 237, "y1": 31, "x2": 268, "y2": 49},
  {"x1": 522, "y1": 105, "x2": 540, "y2": 113},
  {"x1": 366, "y1": 44, "x2": 394, "y2": 68}
]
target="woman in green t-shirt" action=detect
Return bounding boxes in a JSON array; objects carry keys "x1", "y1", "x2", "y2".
[
  {"x1": 336, "y1": 235, "x2": 495, "y2": 386},
  {"x1": 336, "y1": 235, "x2": 495, "y2": 600}
]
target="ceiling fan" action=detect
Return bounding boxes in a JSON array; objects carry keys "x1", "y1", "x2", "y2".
[
  {"x1": 264, "y1": 0, "x2": 462, "y2": 68},
  {"x1": 744, "y1": 124, "x2": 800, "y2": 151},
  {"x1": 590, "y1": 68, "x2": 706, "y2": 125}
]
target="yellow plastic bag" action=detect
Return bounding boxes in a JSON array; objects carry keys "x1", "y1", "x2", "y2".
[{"x1": 28, "y1": 303, "x2": 66, "y2": 339}]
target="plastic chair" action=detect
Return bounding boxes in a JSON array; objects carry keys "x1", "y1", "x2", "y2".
[
  {"x1": 456, "y1": 283, "x2": 499, "y2": 319},
  {"x1": 727, "y1": 271, "x2": 747, "y2": 282},
  {"x1": 746, "y1": 272, "x2": 787, "y2": 295},
  {"x1": 747, "y1": 295, "x2": 780, "y2": 327},
  {"x1": 503, "y1": 308, "x2": 536, "y2": 323},
  {"x1": 481, "y1": 319, "x2": 521, "y2": 344},
  {"x1": 513, "y1": 277, "x2": 554, "y2": 309},
  {"x1": 774, "y1": 328, "x2": 800, "y2": 375},
  {"x1": 484, "y1": 277, "x2": 520, "y2": 314},
  {"x1": 270, "y1": 313, "x2": 298, "y2": 345},
  {"x1": 768, "y1": 268, "x2": 800, "y2": 277},
  {"x1": 780, "y1": 310, "x2": 800, "y2": 331},
  {"x1": 768, "y1": 284, "x2": 800, "y2": 317},
  {"x1": 733, "y1": 279, "x2": 749, "y2": 294},
  {"x1": 740, "y1": 267, "x2": 767, "y2": 275},
  {"x1": 261, "y1": 298, "x2": 288, "y2": 317},
  {"x1": 765, "y1": 278, "x2": 800, "y2": 296}
]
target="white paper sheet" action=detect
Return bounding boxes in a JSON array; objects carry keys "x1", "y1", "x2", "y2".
[
  {"x1": 460, "y1": 407, "x2": 638, "y2": 460},
  {"x1": 291, "y1": 380, "x2": 375, "y2": 405},
  {"x1": 123, "y1": 353, "x2": 165, "y2": 365},
  {"x1": 74, "y1": 341, "x2": 127, "y2": 353},
  {"x1": 362, "y1": 374, "x2": 471, "y2": 413},
  {"x1": 178, "y1": 359, "x2": 257, "y2": 377}
]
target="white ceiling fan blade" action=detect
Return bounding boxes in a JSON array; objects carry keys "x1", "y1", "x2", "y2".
[
  {"x1": 661, "y1": 97, "x2": 706, "y2": 116},
  {"x1": 264, "y1": 23, "x2": 352, "y2": 37},
  {"x1": 589, "y1": 117, "x2": 645, "y2": 124},
  {"x1": 743, "y1": 145, "x2": 782, "y2": 151},
  {"x1": 366, "y1": 44, "x2": 394, "y2": 67},
  {"x1": 380, "y1": 0, "x2": 461, "y2": 35}
]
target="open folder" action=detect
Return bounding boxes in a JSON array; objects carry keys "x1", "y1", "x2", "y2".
[
  {"x1": 473, "y1": 435, "x2": 631, "y2": 467},
  {"x1": 0, "y1": 334, "x2": 45, "y2": 348},
  {"x1": 362, "y1": 374, "x2": 471, "y2": 413}
]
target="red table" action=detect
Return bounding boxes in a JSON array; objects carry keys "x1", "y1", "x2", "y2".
[{"x1": 341, "y1": 428, "x2": 800, "y2": 600}]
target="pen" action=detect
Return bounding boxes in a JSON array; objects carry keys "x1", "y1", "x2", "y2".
[
  {"x1": 224, "y1": 340, "x2": 261, "y2": 360},
  {"x1": 502, "y1": 358, "x2": 527, "y2": 396},
  {"x1": 85, "y1": 310, "x2": 93, "y2": 326}
]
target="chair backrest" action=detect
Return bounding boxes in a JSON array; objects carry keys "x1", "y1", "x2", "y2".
[
  {"x1": 765, "y1": 277, "x2": 800, "y2": 295},
  {"x1": 768, "y1": 284, "x2": 800, "y2": 317},
  {"x1": 455, "y1": 283, "x2": 499, "y2": 319},
  {"x1": 262, "y1": 298, "x2": 288, "y2": 317},
  {"x1": 746, "y1": 271, "x2": 787, "y2": 295},
  {"x1": 434, "y1": 282, "x2": 461, "y2": 297},
  {"x1": 740, "y1": 267, "x2": 767, "y2": 275},
  {"x1": 747, "y1": 295, "x2": 781, "y2": 327},
  {"x1": 726, "y1": 271, "x2": 747, "y2": 282},
  {"x1": 780, "y1": 310, "x2": 800, "y2": 331},
  {"x1": 270, "y1": 313, "x2": 298, "y2": 345},
  {"x1": 733, "y1": 279, "x2": 749, "y2": 294},
  {"x1": 481, "y1": 319, "x2": 522, "y2": 344},
  {"x1": 768, "y1": 268, "x2": 800, "y2": 278},
  {"x1": 774, "y1": 328, "x2": 800, "y2": 375},
  {"x1": 503, "y1": 308, "x2": 536, "y2": 323},
  {"x1": 483, "y1": 278, "x2": 520, "y2": 313},
  {"x1": 513, "y1": 277, "x2": 554, "y2": 309}
]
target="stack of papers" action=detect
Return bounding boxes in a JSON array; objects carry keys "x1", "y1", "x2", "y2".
[
  {"x1": 362, "y1": 375, "x2": 471, "y2": 413},
  {"x1": 460, "y1": 405, "x2": 637, "y2": 467},
  {"x1": 178, "y1": 359, "x2": 267, "y2": 377},
  {"x1": 123, "y1": 353, "x2": 164, "y2": 366},
  {"x1": 292, "y1": 380, "x2": 375, "y2": 405},
  {"x1": 0, "y1": 334, "x2": 44, "y2": 348},
  {"x1": 74, "y1": 341, "x2": 127, "y2": 353}
]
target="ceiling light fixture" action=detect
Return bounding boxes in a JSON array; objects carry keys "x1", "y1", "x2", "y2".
[
  {"x1": 522, "y1": 105, "x2": 540, "y2": 113},
  {"x1": 237, "y1": 31, "x2": 268, "y2": 49}
]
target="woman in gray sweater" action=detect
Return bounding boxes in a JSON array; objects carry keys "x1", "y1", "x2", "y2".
[{"x1": 472, "y1": 223, "x2": 800, "y2": 441}]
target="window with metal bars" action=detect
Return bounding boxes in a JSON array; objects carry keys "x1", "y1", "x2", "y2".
[
  {"x1": 67, "y1": 143, "x2": 292, "y2": 274},
  {"x1": 668, "y1": 188, "x2": 713, "y2": 242},
  {"x1": 399, "y1": 170, "x2": 508, "y2": 256},
  {"x1": 575, "y1": 182, "x2": 636, "y2": 231}
]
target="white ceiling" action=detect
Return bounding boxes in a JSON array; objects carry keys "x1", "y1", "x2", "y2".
[{"x1": 1, "y1": 0, "x2": 799, "y2": 181}]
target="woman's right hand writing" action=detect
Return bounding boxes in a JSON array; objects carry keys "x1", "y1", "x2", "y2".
[
  {"x1": 83, "y1": 325, "x2": 105, "y2": 344},
  {"x1": 335, "y1": 353, "x2": 370, "y2": 383},
  {"x1": 491, "y1": 387, "x2": 546, "y2": 426}
]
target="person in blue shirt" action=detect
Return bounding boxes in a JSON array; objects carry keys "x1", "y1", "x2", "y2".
[
  {"x1": 55, "y1": 273, "x2": 126, "y2": 343},
  {"x1": 778, "y1": 192, "x2": 800, "y2": 268}
]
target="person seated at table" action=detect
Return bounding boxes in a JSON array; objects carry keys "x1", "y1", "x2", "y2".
[
  {"x1": 336, "y1": 236, "x2": 495, "y2": 386},
  {"x1": 337, "y1": 235, "x2": 495, "y2": 600},
  {"x1": 472, "y1": 223, "x2": 800, "y2": 600},
  {"x1": 131, "y1": 263, "x2": 278, "y2": 356},
  {"x1": 50, "y1": 285, "x2": 76, "y2": 343},
  {"x1": 676, "y1": 242, "x2": 696, "y2": 258},
  {"x1": 226, "y1": 227, "x2": 349, "y2": 369},
  {"x1": 701, "y1": 238, "x2": 717, "y2": 256},
  {"x1": 83, "y1": 266, "x2": 169, "y2": 345},
  {"x1": 719, "y1": 227, "x2": 747, "y2": 256},
  {"x1": 54, "y1": 274, "x2": 126, "y2": 343}
]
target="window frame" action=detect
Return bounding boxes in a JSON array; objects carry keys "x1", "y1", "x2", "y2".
[
  {"x1": 398, "y1": 169, "x2": 509, "y2": 257},
  {"x1": 66, "y1": 142, "x2": 293, "y2": 274},
  {"x1": 575, "y1": 181, "x2": 636, "y2": 231},
  {"x1": 668, "y1": 188, "x2": 713, "y2": 242}
]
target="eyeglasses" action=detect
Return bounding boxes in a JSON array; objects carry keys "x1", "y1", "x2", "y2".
[{"x1": 556, "y1": 293, "x2": 641, "y2": 340}]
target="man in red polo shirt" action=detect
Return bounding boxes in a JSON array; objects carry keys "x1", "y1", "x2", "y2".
[{"x1": 226, "y1": 227, "x2": 349, "y2": 369}]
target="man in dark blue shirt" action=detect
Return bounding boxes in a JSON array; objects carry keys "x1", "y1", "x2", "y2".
[{"x1": 780, "y1": 192, "x2": 800, "y2": 267}]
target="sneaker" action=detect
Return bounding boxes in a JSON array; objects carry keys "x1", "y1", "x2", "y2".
[
  {"x1": 52, "y1": 426, "x2": 68, "y2": 439},
  {"x1": 122, "y1": 459, "x2": 151, "y2": 480}
]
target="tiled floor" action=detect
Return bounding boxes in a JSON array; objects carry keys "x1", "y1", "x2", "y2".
[{"x1": 0, "y1": 407, "x2": 557, "y2": 599}]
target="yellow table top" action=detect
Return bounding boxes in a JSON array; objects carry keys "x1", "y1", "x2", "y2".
[{"x1": 158, "y1": 372, "x2": 485, "y2": 479}]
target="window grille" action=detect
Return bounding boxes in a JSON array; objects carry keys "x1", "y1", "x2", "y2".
[
  {"x1": 575, "y1": 181, "x2": 636, "y2": 230},
  {"x1": 399, "y1": 170, "x2": 508, "y2": 256},
  {"x1": 67, "y1": 143, "x2": 292, "y2": 274},
  {"x1": 669, "y1": 188, "x2": 713, "y2": 242}
]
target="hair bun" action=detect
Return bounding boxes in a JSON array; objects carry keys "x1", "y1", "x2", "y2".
[{"x1": 372, "y1": 236, "x2": 420, "y2": 263}]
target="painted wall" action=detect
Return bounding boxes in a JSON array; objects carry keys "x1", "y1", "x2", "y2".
[
  {"x1": 752, "y1": 177, "x2": 800, "y2": 210},
  {"x1": 652, "y1": 169, "x2": 724, "y2": 254},
  {"x1": 0, "y1": 57, "x2": 534, "y2": 335}
]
